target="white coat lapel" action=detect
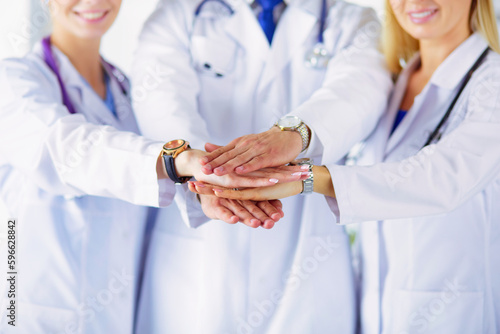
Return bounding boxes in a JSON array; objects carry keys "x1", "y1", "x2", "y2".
[
  {"x1": 223, "y1": 1, "x2": 269, "y2": 62},
  {"x1": 54, "y1": 47, "x2": 85, "y2": 113},
  {"x1": 101, "y1": 60, "x2": 139, "y2": 132},
  {"x1": 384, "y1": 56, "x2": 422, "y2": 156},
  {"x1": 76, "y1": 73, "x2": 119, "y2": 127},
  {"x1": 258, "y1": 0, "x2": 319, "y2": 91},
  {"x1": 385, "y1": 34, "x2": 487, "y2": 155},
  {"x1": 54, "y1": 47, "x2": 126, "y2": 128}
]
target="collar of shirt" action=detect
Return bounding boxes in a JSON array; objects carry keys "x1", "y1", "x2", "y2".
[
  {"x1": 403, "y1": 33, "x2": 490, "y2": 90},
  {"x1": 429, "y1": 33, "x2": 489, "y2": 90},
  {"x1": 249, "y1": 0, "x2": 288, "y2": 22},
  {"x1": 246, "y1": 0, "x2": 290, "y2": 4},
  {"x1": 402, "y1": 33, "x2": 489, "y2": 92}
]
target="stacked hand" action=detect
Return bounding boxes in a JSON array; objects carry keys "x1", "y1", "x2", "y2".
[
  {"x1": 199, "y1": 127, "x2": 303, "y2": 175},
  {"x1": 174, "y1": 135, "x2": 309, "y2": 229}
]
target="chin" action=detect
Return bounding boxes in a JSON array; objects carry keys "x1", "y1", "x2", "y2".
[
  {"x1": 77, "y1": 21, "x2": 114, "y2": 37},
  {"x1": 404, "y1": 26, "x2": 440, "y2": 41},
  {"x1": 73, "y1": 28, "x2": 108, "y2": 40}
]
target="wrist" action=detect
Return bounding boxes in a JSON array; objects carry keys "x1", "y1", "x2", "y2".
[
  {"x1": 175, "y1": 149, "x2": 199, "y2": 178},
  {"x1": 270, "y1": 126, "x2": 303, "y2": 155},
  {"x1": 162, "y1": 139, "x2": 192, "y2": 184},
  {"x1": 273, "y1": 115, "x2": 311, "y2": 152},
  {"x1": 312, "y1": 165, "x2": 336, "y2": 198}
]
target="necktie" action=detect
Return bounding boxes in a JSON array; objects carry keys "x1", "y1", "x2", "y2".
[{"x1": 256, "y1": 0, "x2": 284, "y2": 44}]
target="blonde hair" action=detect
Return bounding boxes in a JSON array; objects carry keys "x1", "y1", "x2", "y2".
[{"x1": 383, "y1": 0, "x2": 500, "y2": 74}]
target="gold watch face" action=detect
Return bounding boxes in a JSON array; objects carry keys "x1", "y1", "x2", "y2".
[{"x1": 163, "y1": 139, "x2": 186, "y2": 151}]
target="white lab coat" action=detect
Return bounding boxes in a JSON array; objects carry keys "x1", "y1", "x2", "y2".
[
  {"x1": 131, "y1": 0, "x2": 392, "y2": 333},
  {"x1": 326, "y1": 33, "x2": 500, "y2": 334},
  {"x1": 0, "y1": 42, "x2": 177, "y2": 334}
]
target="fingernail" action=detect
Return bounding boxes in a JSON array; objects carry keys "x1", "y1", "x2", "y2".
[
  {"x1": 250, "y1": 219, "x2": 261, "y2": 226},
  {"x1": 271, "y1": 213, "x2": 281, "y2": 221},
  {"x1": 300, "y1": 165, "x2": 310, "y2": 171},
  {"x1": 291, "y1": 172, "x2": 302, "y2": 176},
  {"x1": 236, "y1": 166, "x2": 245, "y2": 173},
  {"x1": 195, "y1": 182, "x2": 206, "y2": 188},
  {"x1": 213, "y1": 189, "x2": 223, "y2": 193},
  {"x1": 203, "y1": 164, "x2": 213, "y2": 172},
  {"x1": 264, "y1": 220, "x2": 275, "y2": 229},
  {"x1": 231, "y1": 216, "x2": 239, "y2": 223},
  {"x1": 214, "y1": 166, "x2": 224, "y2": 174},
  {"x1": 269, "y1": 178, "x2": 279, "y2": 184}
]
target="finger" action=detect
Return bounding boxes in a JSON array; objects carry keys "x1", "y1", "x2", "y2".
[
  {"x1": 200, "y1": 137, "x2": 242, "y2": 165},
  {"x1": 224, "y1": 199, "x2": 262, "y2": 228},
  {"x1": 199, "y1": 195, "x2": 238, "y2": 224},
  {"x1": 205, "y1": 143, "x2": 222, "y2": 153},
  {"x1": 238, "y1": 200, "x2": 276, "y2": 229},
  {"x1": 214, "y1": 188, "x2": 264, "y2": 201},
  {"x1": 269, "y1": 199, "x2": 285, "y2": 217},
  {"x1": 200, "y1": 145, "x2": 240, "y2": 174},
  {"x1": 187, "y1": 181, "x2": 198, "y2": 193},
  {"x1": 257, "y1": 200, "x2": 282, "y2": 223},
  {"x1": 214, "y1": 182, "x2": 301, "y2": 201},
  {"x1": 192, "y1": 181, "x2": 219, "y2": 195},
  {"x1": 213, "y1": 202, "x2": 239, "y2": 225},
  {"x1": 235, "y1": 154, "x2": 295, "y2": 174},
  {"x1": 248, "y1": 165, "x2": 307, "y2": 175},
  {"x1": 262, "y1": 220, "x2": 275, "y2": 229},
  {"x1": 209, "y1": 148, "x2": 256, "y2": 176},
  {"x1": 234, "y1": 154, "x2": 269, "y2": 174},
  {"x1": 225, "y1": 168, "x2": 310, "y2": 188}
]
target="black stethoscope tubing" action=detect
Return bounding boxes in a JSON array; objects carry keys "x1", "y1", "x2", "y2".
[{"x1": 422, "y1": 47, "x2": 490, "y2": 148}]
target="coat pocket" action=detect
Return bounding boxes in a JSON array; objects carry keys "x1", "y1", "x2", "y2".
[
  {"x1": 191, "y1": 35, "x2": 238, "y2": 78},
  {"x1": 390, "y1": 290, "x2": 484, "y2": 334}
]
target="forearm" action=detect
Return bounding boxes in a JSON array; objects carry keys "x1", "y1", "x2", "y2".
[{"x1": 312, "y1": 166, "x2": 336, "y2": 198}]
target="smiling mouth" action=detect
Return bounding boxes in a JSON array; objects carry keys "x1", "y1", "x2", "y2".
[
  {"x1": 74, "y1": 11, "x2": 109, "y2": 21},
  {"x1": 409, "y1": 9, "x2": 438, "y2": 19}
]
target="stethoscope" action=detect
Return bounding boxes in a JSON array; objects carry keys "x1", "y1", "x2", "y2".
[
  {"x1": 41, "y1": 36, "x2": 128, "y2": 114},
  {"x1": 304, "y1": 0, "x2": 332, "y2": 69},
  {"x1": 345, "y1": 47, "x2": 490, "y2": 166},
  {"x1": 194, "y1": 0, "x2": 331, "y2": 71}
]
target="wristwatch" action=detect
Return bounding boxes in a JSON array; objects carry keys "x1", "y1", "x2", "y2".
[
  {"x1": 274, "y1": 115, "x2": 310, "y2": 152},
  {"x1": 162, "y1": 139, "x2": 192, "y2": 184},
  {"x1": 290, "y1": 158, "x2": 314, "y2": 195}
]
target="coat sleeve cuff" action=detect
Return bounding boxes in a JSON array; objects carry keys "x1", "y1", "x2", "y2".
[
  {"x1": 327, "y1": 164, "x2": 357, "y2": 225},
  {"x1": 173, "y1": 184, "x2": 210, "y2": 228},
  {"x1": 138, "y1": 142, "x2": 177, "y2": 207}
]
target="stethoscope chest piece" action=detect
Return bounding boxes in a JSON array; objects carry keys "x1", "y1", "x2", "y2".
[{"x1": 305, "y1": 43, "x2": 331, "y2": 69}]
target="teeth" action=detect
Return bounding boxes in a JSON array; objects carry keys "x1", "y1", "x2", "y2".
[
  {"x1": 79, "y1": 12, "x2": 105, "y2": 20},
  {"x1": 410, "y1": 10, "x2": 434, "y2": 18}
]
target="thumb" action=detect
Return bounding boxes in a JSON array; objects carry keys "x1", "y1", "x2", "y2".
[{"x1": 205, "y1": 142, "x2": 222, "y2": 153}]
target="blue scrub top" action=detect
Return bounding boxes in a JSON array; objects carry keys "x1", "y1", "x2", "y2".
[
  {"x1": 390, "y1": 109, "x2": 407, "y2": 135},
  {"x1": 103, "y1": 73, "x2": 117, "y2": 116}
]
